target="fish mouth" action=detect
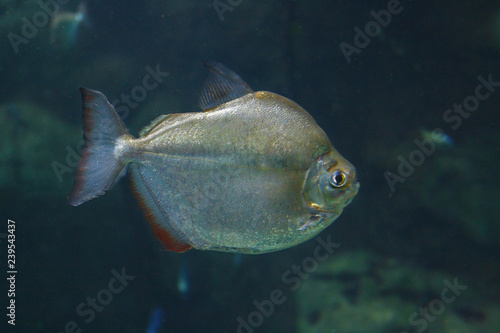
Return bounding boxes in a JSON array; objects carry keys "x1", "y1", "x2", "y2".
[
  {"x1": 298, "y1": 182, "x2": 359, "y2": 231},
  {"x1": 304, "y1": 181, "x2": 359, "y2": 215},
  {"x1": 320, "y1": 180, "x2": 359, "y2": 213},
  {"x1": 342, "y1": 181, "x2": 360, "y2": 206},
  {"x1": 350, "y1": 181, "x2": 360, "y2": 196}
]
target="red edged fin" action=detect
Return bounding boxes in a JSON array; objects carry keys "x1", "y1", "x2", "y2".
[
  {"x1": 129, "y1": 165, "x2": 191, "y2": 253},
  {"x1": 68, "y1": 143, "x2": 90, "y2": 204},
  {"x1": 68, "y1": 88, "x2": 130, "y2": 206},
  {"x1": 149, "y1": 222, "x2": 191, "y2": 253}
]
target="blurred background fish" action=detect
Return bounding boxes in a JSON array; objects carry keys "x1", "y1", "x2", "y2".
[
  {"x1": 6, "y1": 102, "x2": 27, "y2": 130},
  {"x1": 177, "y1": 256, "x2": 190, "y2": 300},
  {"x1": 50, "y1": 2, "x2": 88, "y2": 50},
  {"x1": 419, "y1": 128, "x2": 455, "y2": 148},
  {"x1": 145, "y1": 307, "x2": 166, "y2": 333}
]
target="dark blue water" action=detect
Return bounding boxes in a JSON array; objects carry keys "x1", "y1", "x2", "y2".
[{"x1": 1, "y1": 0, "x2": 499, "y2": 332}]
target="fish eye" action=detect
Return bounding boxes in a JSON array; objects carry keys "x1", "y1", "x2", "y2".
[{"x1": 330, "y1": 171, "x2": 347, "y2": 188}]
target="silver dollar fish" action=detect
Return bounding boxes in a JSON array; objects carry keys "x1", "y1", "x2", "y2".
[{"x1": 69, "y1": 62, "x2": 359, "y2": 254}]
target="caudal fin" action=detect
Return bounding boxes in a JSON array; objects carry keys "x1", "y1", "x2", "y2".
[{"x1": 68, "y1": 88, "x2": 130, "y2": 206}]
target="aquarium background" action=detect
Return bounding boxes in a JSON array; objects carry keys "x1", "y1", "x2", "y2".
[{"x1": 1, "y1": 0, "x2": 500, "y2": 332}]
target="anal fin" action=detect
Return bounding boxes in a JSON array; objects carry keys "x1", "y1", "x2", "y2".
[{"x1": 129, "y1": 164, "x2": 191, "y2": 253}]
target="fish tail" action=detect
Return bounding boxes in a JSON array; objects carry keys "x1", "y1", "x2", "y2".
[{"x1": 68, "y1": 88, "x2": 130, "y2": 206}]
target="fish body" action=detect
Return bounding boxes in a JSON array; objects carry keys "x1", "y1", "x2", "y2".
[{"x1": 69, "y1": 62, "x2": 359, "y2": 254}]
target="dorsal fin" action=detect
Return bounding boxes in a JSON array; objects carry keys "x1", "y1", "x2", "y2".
[{"x1": 198, "y1": 61, "x2": 253, "y2": 111}]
